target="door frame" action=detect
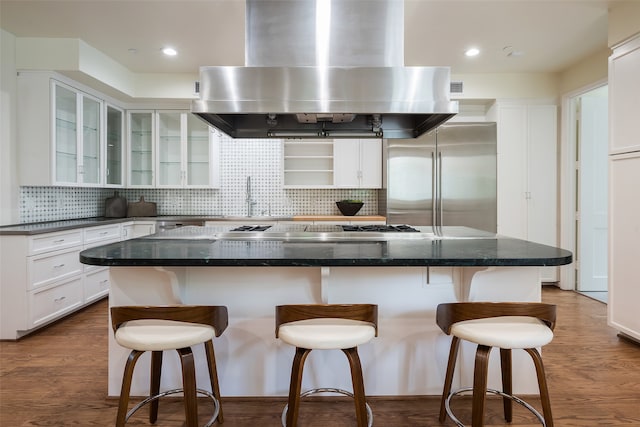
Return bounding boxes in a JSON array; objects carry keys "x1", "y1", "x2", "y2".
[{"x1": 559, "y1": 78, "x2": 608, "y2": 290}]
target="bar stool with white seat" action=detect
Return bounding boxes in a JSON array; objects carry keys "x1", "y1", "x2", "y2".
[
  {"x1": 276, "y1": 304, "x2": 378, "y2": 427},
  {"x1": 111, "y1": 305, "x2": 228, "y2": 427},
  {"x1": 436, "y1": 302, "x2": 556, "y2": 427}
]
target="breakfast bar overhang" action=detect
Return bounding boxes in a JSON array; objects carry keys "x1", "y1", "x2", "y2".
[{"x1": 80, "y1": 227, "x2": 572, "y2": 398}]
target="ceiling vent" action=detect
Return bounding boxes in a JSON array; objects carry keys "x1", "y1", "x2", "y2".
[{"x1": 450, "y1": 81, "x2": 464, "y2": 94}]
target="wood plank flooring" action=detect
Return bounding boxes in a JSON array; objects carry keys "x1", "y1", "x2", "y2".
[{"x1": 1, "y1": 287, "x2": 639, "y2": 426}]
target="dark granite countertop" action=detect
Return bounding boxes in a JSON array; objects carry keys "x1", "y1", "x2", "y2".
[
  {"x1": 0, "y1": 217, "x2": 144, "y2": 235},
  {"x1": 0, "y1": 216, "x2": 293, "y2": 236},
  {"x1": 79, "y1": 231, "x2": 573, "y2": 268}
]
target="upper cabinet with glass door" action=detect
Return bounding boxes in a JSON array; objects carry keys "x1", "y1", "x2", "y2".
[
  {"x1": 156, "y1": 111, "x2": 219, "y2": 188},
  {"x1": 17, "y1": 72, "x2": 120, "y2": 187},
  {"x1": 79, "y1": 94, "x2": 101, "y2": 185},
  {"x1": 186, "y1": 113, "x2": 218, "y2": 187},
  {"x1": 157, "y1": 111, "x2": 182, "y2": 187},
  {"x1": 52, "y1": 82, "x2": 102, "y2": 186},
  {"x1": 104, "y1": 105, "x2": 125, "y2": 187},
  {"x1": 128, "y1": 111, "x2": 155, "y2": 187},
  {"x1": 129, "y1": 110, "x2": 219, "y2": 188}
]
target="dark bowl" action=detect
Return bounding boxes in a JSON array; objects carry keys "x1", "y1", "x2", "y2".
[{"x1": 336, "y1": 201, "x2": 364, "y2": 216}]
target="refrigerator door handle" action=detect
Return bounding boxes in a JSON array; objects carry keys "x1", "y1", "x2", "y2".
[
  {"x1": 431, "y1": 151, "x2": 437, "y2": 228},
  {"x1": 437, "y1": 151, "x2": 443, "y2": 235}
]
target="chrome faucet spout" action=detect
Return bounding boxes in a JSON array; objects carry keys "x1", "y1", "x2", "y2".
[{"x1": 246, "y1": 176, "x2": 256, "y2": 216}]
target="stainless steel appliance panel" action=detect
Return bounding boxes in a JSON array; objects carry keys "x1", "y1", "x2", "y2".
[
  {"x1": 386, "y1": 136, "x2": 436, "y2": 226},
  {"x1": 386, "y1": 122, "x2": 497, "y2": 233},
  {"x1": 437, "y1": 123, "x2": 497, "y2": 232}
]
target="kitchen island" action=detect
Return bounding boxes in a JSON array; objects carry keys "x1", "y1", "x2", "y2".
[{"x1": 80, "y1": 225, "x2": 572, "y2": 398}]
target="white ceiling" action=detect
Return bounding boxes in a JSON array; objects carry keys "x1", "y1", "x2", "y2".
[{"x1": 0, "y1": 0, "x2": 615, "y2": 75}]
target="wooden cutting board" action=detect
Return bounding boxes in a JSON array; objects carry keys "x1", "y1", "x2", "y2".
[{"x1": 127, "y1": 196, "x2": 157, "y2": 217}]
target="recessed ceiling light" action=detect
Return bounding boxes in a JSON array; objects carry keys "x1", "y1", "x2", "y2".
[
  {"x1": 465, "y1": 48, "x2": 480, "y2": 57},
  {"x1": 162, "y1": 47, "x2": 177, "y2": 56}
]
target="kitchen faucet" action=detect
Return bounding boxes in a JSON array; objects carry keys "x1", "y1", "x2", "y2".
[{"x1": 246, "y1": 176, "x2": 256, "y2": 217}]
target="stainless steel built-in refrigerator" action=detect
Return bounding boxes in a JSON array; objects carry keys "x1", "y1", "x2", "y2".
[{"x1": 383, "y1": 122, "x2": 497, "y2": 233}]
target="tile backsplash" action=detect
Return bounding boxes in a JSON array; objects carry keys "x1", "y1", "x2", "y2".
[{"x1": 19, "y1": 137, "x2": 380, "y2": 223}]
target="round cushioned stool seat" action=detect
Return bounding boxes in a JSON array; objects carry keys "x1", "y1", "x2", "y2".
[
  {"x1": 278, "y1": 318, "x2": 376, "y2": 350},
  {"x1": 450, "y1": 316, "x2": 553, "y2": 349},
  {"x1": 115, "y1": 319, "x2": 216, "y2": 351}
]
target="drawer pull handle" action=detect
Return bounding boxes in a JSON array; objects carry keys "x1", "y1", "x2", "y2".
[
  {"x1": 53, "y1": 239, "x2": 65, "y2": 244},
  {"x1": 53, "y1": 263, "x2": 65, "y2": 269},
  {"x1": 99, "y1": 231, "x2": 109, "y2": 236},
  {"x1": 100, "y1": 279, "x2": 109, "y2": 285},
  {"x1": 54, "y1": 296, "x2": 66, "y2": 303}
]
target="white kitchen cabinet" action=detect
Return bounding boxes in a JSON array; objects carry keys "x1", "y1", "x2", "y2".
[
  {"x1": 83, "y1": 224, "x2": 121, "y2": 273},
  {"x1": 105, "y1": 104, "x2": 125, "y2": 187},
  {"x1": 608, "y1": 35, "x2": 640, "y2": 343},
  {"x1": 28, "y1": 246, "x2": 83, "y2": 289},
  {"x1": 29, "y1": 276, "x2": 84, "y2": 329},
  {"x1": 608, "y1": 152, "x2": 640, "y2": 341},
  {"x1": 17, "y1": 73, "x2": 108, "y2": 186},
  {"x1": 493, "y1": 102, "x2": 558, "y2": 282},
  {"x1": 122, "y1": 221, "x2": 157, "y2": 239},
  {"x1": 334, "y1": 139, "x2": 382, "y2": 188},
  {"x1": 282, "y1": 140, "x2": 334, "y2": 188},
  {"x1": 0, "y1": 223, "x2": 125, "y2": 340},
  {"x1": 129, "y1": 110, "x2": 219, "y2": 188},
  {"x1": 157, "y1": 111, "x2": 219, "y2": 188},
  {"x1": 128, "y1": 111, "x2": 155, "y2": 187}
]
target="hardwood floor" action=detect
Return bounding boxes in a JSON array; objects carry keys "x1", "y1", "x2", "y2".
[{"x1": 1, "y1": 287, "x2": 639, "y2": 426}]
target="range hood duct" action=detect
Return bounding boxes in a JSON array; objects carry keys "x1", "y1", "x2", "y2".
[{"x1": 192, "y1": 0, "x2": 457, "y2": 139}]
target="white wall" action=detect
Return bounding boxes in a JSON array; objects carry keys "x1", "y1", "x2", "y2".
[
  {"x1": 608, "y1": 1, "x2": 640, "y2": 48},
  {"x1": 558, "y1": 47, "x2": 609, "y2": 95},
  {"x1": 0, "y1": 29, "x2": 20, "y2": 225},
  {"x1": 451, "y1": 72, "x2": 559, "y2": 101}
]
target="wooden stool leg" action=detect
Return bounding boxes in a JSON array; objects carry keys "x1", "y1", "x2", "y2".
[
  {"x1": 343, "y1": 347, "x2": 368, "y2": 427},
  {"x1": 472, "y1": 345, "x2": 491, "y2": 427},
  {"x1": 205, "y1": 339, "x2": 224, "y2": 423},
  {"x1": 116, "y1": 350, "x2": 144, "y2": 427},
  {"x1": 149, "y1": 350, "x2": 163, "y2": 423},
  {"x1": 286, "y1": 347, "x2": 311, "y2": 427},
  {"x1": 525, "y1": 348, "x2": 554, "y2": 427},
  {"x1": 439, "y1": 336, "x2": 460, "y2": 422},
  {"x1": 500, "y1": 348, "x2": 513, "y2": 422},
  {"x1": 178, "y1": 347, "x2": 199, "y2": 427}
]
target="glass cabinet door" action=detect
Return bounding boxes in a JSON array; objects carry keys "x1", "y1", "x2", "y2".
[
  {"x1": 186, "y1": 114, "x2": 211, "y2": 186},
  {"x1": 54, "y1": 85, "x2": 78, "y2": 183},
  {"x1": 81, "y1": 95, "x2": 101, "y2": 184},
  {"x1": 129, "y1": 112, "x2": 154, "y2": 186},
  {"x1": 105, "y1": 105, "x2": 124, "y2": 186},
  {"x1": 157, "y1": 112, "x2": 183, "y2": 186}
]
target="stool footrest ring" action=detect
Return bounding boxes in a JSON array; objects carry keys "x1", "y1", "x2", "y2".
[
  {"x1": 125, "y1": 388, "x2": 220, "y2": 427},
  {"x1": 281, "y1": 387, "x2": 373, "y2": 427},
  {"x1": 445, "y1": 387, "x2": 546, "y2": 427}
]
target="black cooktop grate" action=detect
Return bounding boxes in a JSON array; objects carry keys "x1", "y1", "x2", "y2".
[
  {"x1": 341, "y1": 225, "x2": 420, "y2": 232},
  {"x1": 230, "y1": 225, "x2": 272, "y2": 232}
]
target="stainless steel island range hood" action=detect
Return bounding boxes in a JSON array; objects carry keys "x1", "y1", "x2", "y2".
[{"x1": 192, "y1": 0, "x2": 457, "y2": 139}]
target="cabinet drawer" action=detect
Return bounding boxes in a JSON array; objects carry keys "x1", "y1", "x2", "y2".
[
  {"x1": 28, "y1": 230, "x2": 83, "y2": 255},
  {"x1": 29, "y1": 277, "x2": 83, "y2": 328},
  {"x1": 83, "y1": 236, "x2": 120, "y2": 272},
  {"x1": 84, "y1": 224, "x2": 121, "y2": 246},
  {"x1": 84, "y1": 268, "x2": 110, "y2": 303},
  {"x1": 28, "y1": 248, "x2": 82, "y2": 290}
]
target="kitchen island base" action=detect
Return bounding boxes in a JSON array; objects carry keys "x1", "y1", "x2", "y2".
[{"x1": 108, "y1": 265, "x2": 543, "y2": 398}]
